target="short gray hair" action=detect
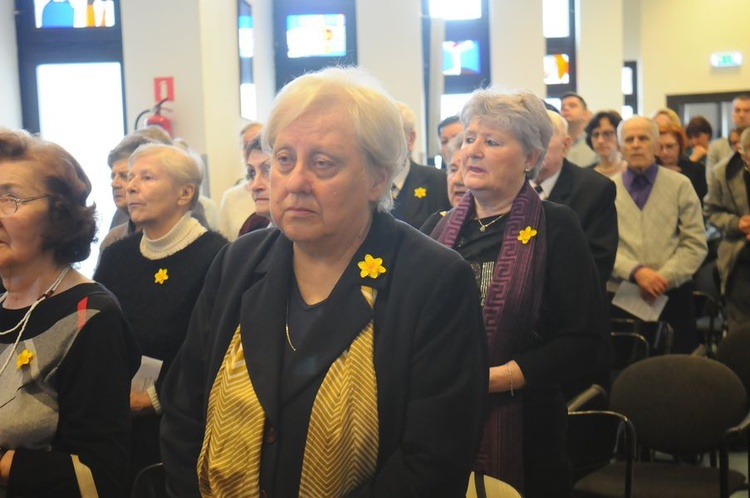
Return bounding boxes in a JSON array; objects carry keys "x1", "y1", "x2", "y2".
[
  {"x1": 617, "y1": 115, "x2": 659, "y2": 144},
  {"x1": 547, "y1": 110, "x2": 568, "y2": 138},
  {"x1": 461, "y1": 88, "x2": 553, "y2": 178},
  {"x1": 262, "y1": 67, "x2": 406, "y2": 212},
  {"x1": 129, "y1": 144, "x2": 203, "y2": 209}
]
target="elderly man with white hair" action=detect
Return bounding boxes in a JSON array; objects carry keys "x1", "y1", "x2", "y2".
[{"x1": 610, "y1": 116, "x2": 707, "y2": 353}]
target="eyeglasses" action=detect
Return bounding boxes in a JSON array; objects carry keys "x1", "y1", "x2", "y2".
[
  {"x1": 0, "y1": 193, "x2": 50, "y2": 217},
  {"x1": 591, "y1": 130, "x2": 616, "y2": 140}
]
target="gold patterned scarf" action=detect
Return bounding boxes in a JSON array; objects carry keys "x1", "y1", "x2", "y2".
[{"x1": 198, "y1": 286, "x2": 379, "y2": 497}]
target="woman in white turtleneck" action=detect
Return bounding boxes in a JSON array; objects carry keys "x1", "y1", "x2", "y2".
[{"x1": 94, "y1": 144, "x2": 227, "y2": 485}]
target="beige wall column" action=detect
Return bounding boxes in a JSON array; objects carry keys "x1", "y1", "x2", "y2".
[
  {"x1": 489, "y1": 0, "x2": 545, "y2": 96},
  {"x1": 576, "y1": 0, "x2": 625, "y2": 114}
]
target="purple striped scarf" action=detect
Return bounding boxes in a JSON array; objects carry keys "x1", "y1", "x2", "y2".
[{"x1": 431, "y1": 181, "x2": 546, "y2": 491}]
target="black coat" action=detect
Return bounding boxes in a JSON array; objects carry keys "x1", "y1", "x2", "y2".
[
  {"x1": 391, "y1": 160, "x2": 451, "y2": 229},
  {"x1": 160, "y1": 212, "x2": 488, "y2": 497},
  {"x1": 547, "y1": 159, "x2": 618, "y2": 288}
]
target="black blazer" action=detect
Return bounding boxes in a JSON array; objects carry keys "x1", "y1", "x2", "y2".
[
  {"x1": 160, "y1": 212, "x2": 488, "y2": 497},
  {"x1": 391, "y1": 160, "x2": 451, "y2": 229},
  {"x1": 547, "y1": 159, "x2": 618, "y2": 288}
]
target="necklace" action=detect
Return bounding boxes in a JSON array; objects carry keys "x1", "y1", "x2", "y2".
[
  {"x1": 285, "y1": 304, "x2": 296, "y2": 352},
  {"x1": 476, "y1": 213, "x2": 506, "y2": 232},
  {"x1": 0, "y1": 267, "x2": 70, "y2": 378}
]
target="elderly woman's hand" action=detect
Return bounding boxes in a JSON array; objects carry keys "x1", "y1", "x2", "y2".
[{"x1": 130, "y1": 390, "x2": 155, "y2": 415}]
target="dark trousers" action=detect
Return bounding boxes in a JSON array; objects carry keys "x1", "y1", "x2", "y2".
[{"x1": 726, "y1": 258, "x2": 750, "y2": 335}]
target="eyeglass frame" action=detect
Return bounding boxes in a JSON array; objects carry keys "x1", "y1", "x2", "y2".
[{"x1": 0, "y1": 193, "x2": 51, "y2": 217}]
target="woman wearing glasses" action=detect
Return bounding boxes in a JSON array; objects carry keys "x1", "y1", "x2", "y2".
[
  {"x1": 0, "y1": 128, "x2": 139, "y2": 497},
  {"x1": 585, "y1": 111, "x2": 626, "y2": 177}
]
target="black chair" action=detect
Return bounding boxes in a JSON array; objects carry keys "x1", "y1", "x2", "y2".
[
  {"x1": 567, "y1": 383, "x2": 608, "y2": 412},
  {"x1": 608, "y1": 355, "x2": 750, "y2": 498},
  {"x1": 131, "y1": 463, "x2": 167, "y2": 498},
  {"x1": 694, "y1": 290, "x2": 726, "y2": 354},
  {"x1": 568, "y1": 410, "x2": 636, "y2": 498},
  {"x1": 611, "y1": 318, "x2": 673, "y2": 356},
  {"x1": 715, "y1": 329, "x2": 750, "y2": 404},
  {"x1": 610, "y1": 331, "x2": 649, "y2": 381}
]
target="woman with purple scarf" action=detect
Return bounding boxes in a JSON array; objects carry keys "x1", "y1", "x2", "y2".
[{"x1": 428, "y1": 89, "x2": 603, "y2": 497}]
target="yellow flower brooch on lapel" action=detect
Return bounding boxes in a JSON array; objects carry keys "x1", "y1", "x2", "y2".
[
  {"x1": 414, "y1": 187, "x2": 427, "y2": 199},
  {"x1": 17, "y1": 349, "x2": 34, "y2": 369},
  {"x1": 517, "y1": 226, "x2": 538, "y2": 245},
  {"x1": 154, "y1": 268, "x2": 169, "y2": 285},
  {"x1": 358, "y1": 254, "x2": 387, "y2": 279}
]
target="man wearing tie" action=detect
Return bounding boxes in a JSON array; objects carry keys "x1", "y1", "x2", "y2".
[
  {"x1": 391, "y1": 101, "x2": 450, "y2": 229},
  {"x1": 610, "y1": 116, "x2": 707, "y2": 353}
]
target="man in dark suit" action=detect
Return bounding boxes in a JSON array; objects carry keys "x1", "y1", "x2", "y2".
[
  {"x1": 535, "y1": 110, "x2": 618, "y2": 398},
  {"x1": 391, "y1": 101, "x2": 451, "y2": 229},
  {"x1": 534, "y1": 110, "x2": 618, "y2": 288}
]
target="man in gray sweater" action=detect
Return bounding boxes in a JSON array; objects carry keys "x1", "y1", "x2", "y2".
[{"x1": 610, "y1": 116, "x2": 708, "y2": 353}]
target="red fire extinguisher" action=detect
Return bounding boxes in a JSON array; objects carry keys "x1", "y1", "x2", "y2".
[{"x1": 135, "y1": 98, "x2": 173, "y2": 136}]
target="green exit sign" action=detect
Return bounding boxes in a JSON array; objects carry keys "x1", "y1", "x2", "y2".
[{"x1": 710, "y1": 51, "x2": 742, "y2": 68}]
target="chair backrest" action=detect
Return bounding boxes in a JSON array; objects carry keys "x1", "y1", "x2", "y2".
[
  {"x1": 715, "y1": 329, "x2": 750, "y2": 398},
  {"x1": 567, "y1": 410, "x2": 636, "y2": 488},
  {"x1": 466, "y1": 472, "x2": 522, "y2": 498},
  {"x1": 131, "y1": 463, "x2": 167, "y2": 498},
  {"x1": 610, "y1": 355, "x2": 747, "y2": 454}
]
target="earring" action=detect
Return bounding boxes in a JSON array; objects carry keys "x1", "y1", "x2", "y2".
[{"x1": 524, "y1": 168, "x2": 530, "y2": 173}]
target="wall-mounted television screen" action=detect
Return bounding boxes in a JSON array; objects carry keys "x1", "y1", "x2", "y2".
[
  {"x1": 442, "y1": 40, "x2": 480, "y2": 76},
  {"x1": 286, "y1": 14, "x2": 347, "y2": 58}
]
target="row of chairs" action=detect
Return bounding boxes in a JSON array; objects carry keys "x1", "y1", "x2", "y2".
[{"x1": 567, "y1": 329, "x2": 750, "y2": 498}]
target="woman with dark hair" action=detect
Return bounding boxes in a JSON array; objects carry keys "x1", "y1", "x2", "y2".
[
  {"x1": 657, "y1": 124, "x2": 708, "y2": 204},
  {"x1": 685, "y1": 116, "x2": 713, "y2": 167},
  {"x1": 429, "y1": 89, "x2": 603, "y2": 497},
  {"x1": 94, "y1": 144, "x2": 227, "y2": 483},
  {"x1": 586, "y1": 111, "x2": 626, "y2": 177},
  {"x1": 0, "y1": 128, "x2": 139, "y2": 497}
]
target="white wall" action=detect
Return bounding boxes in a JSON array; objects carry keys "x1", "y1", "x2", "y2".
[
  {"x1": 0, "y1": 3, "x2": 22, "y2": 128},
  {"x1": 489, "y1": 0, "x2": 545, "y2": 96},
  {"x1": 637, "y1": 0, "x2": 750, "y2": 115},
  {"x1": 577, "y1": 0, "x2": 624, "y2": 113},
  {"x1": 357, "y1": 0, "x2": 427, "y2": 162}
]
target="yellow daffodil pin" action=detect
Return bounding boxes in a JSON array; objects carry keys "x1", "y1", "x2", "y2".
[
  {"x1": 358, "y1": 254, "x2": 387, "y2": 279},
  {"x1": 414, "y1": 187, "x2": 427, "y2": 199},
  {"x1": 154, "y1": 268, "x2": 169, "y2": 284},
  {"x1": 17, "y1": 349, "x2": 34, "y2": 369},
  {"x1": 517, "y1": 226, "x2": 538, "y2": 245}
]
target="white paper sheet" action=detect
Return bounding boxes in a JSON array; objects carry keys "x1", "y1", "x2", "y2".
[
  {"x1": 131, "y1": 355, "x2": 163, "y2": 393},
  {"x1": 611, "y1": 281, "x2": 669, "y2": 322}
]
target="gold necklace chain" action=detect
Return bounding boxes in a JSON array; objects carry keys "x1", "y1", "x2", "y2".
[
  {"x1": 285, "y1": 304, "x2": 297, "y2": 352},
  {"x1": 476, "y1": 213, "x2": 506, "y2": 232}
]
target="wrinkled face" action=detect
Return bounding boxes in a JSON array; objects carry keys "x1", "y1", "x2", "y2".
[
  {"x1": 269, "y1": 109, "x2": 388, "y2": 251},
  {"x1": 446, "y1": 149, "x2": 466, "y2": 207},
  {"x1": 439, "y1": 121, "x2": 463, "y2": 162},
  {"x1": 538, "y1": 131, "x2": 569, "y2": 181},
  {"x1": 246, "y1": 149, "x2": 271, "y2": 218},
  {"x1": 561, "y1": 96, "x2": 587, "y2": 125},
  {"x1": 127, "y1": 156, "x2": 193, "y2": 238},
  {"x1": 110, "y1": 159, "x2": 129, "y2": 210},
  {"x1": 461, "y1": 118, "x2": 538, "y2": 198},
  {"x1": 732, "y1": 99, "x2": 750, "y2": 127},
  {"x1": 0, "y1": 161, "x2": 51, "y2": 274},
  {"x1": 590, "y1": 118, "x2": 619, "y2": 160},
  {"x1": 658, "y1": 132, "x2": 681, "y2": 167},
  {"x1": 620, "y1": 118, "x2": 658, "y2": 172}
]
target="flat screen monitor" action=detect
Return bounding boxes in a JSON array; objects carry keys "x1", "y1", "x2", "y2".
[
  {"x1": 442, "y1": 40, "x2": 480, "y2": 76},
  {"x1": 286, "y1": 14, "x2": 347, "y2": 58}
]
